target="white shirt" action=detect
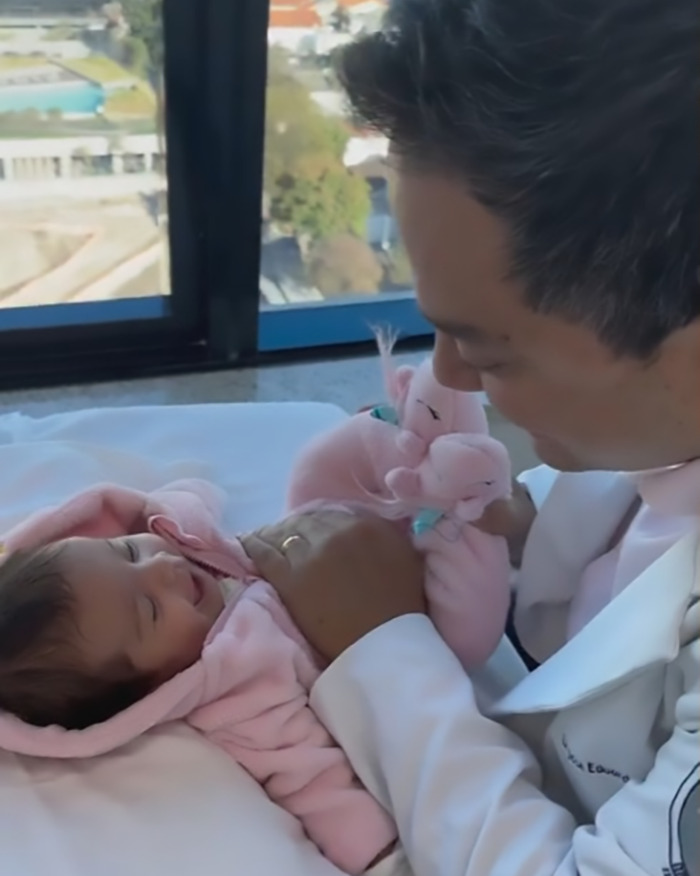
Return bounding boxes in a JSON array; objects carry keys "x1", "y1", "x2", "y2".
[
  {"x1": 568, "y1": 466, "x2": 697, "y2": 640},
  {"x1": 311, "y1": 463, "x2": 700, "y2": 876}
]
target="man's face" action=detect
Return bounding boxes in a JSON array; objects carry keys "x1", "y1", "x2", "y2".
[{"x1": 394, "y1": 172, "x2": 700, "y2": 472}]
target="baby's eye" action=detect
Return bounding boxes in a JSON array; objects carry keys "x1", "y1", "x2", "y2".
[
  {"x1": 148, "y1": 596, "x2": 158, "y2": 623},
  {"x1": 125, "y1": 541, "x2": 139, "y2": 562}
]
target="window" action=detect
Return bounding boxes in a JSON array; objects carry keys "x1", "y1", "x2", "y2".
[
  {"x1": 258, "y1": 0, "x2": 431, "y2": 350},
  {"x1": 0, "y1": 1, "x2": 169, "y2": 308},
  {"x1": 0, "y1": 0, "x2": 432, "y2": 390},
  {"x1": 0, "y1": 0, "x2": 216, "y2": 388}
]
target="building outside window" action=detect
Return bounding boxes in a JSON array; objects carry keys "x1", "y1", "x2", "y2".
[
  {"x1": 258, "y1": 0, "x2": 428, "y2": 351},
  {"x1": 0, "y1": 0, "x2": 169, "y2": 310}
]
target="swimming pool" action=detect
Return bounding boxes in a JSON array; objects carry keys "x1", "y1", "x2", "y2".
[{"x1": 0, "y1": 81, "x2": 104, "y2": 115}]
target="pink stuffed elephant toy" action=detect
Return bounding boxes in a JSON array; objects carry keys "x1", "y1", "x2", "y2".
[{"x1": 287, "y1": 346, "x2": 513, "y2": 669}]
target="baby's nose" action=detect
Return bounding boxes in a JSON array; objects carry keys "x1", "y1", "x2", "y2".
[{"x1": 151, "y1": 551, "x2": 187, "y2": 582}]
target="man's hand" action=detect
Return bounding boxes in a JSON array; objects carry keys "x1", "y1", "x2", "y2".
[
  {"x1": 475, "y1": 479, "x2": 536, "y2": 567},
  {"x1": 242, "y1": 510, "x2": 426, "y2": 661}
]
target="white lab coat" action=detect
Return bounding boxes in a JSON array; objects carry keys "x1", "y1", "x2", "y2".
[{"x1": 311, "y1": 467, "x2": 700, "y2": 876}]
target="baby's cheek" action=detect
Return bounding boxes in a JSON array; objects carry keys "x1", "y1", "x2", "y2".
[{"x1": 163, "y1": 616, "x2": 209, "y2": 675}]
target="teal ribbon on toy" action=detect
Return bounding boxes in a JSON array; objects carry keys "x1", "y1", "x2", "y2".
[
  {"x1": 412, "y1": 507, "x2": 444, "y2": 535},
  {"x1": 370, "y1": 404, "x2": 400, "y2": 426}
]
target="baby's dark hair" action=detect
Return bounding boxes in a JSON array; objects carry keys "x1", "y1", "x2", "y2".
[{"x1": 0, "y1": 546, "x2": 154, "y2": 729}]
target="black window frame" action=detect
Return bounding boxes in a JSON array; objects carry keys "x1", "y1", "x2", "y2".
[{"x1": 0, "y1": 0, "x2": 431, "y2": 392}]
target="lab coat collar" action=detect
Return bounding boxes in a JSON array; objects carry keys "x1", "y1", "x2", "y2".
[
  {"x1": 517, "y1": 471, "x2": 639, "y2": 612},
  {"x1": 492, "y1": 533, "x2": 700, "y2": 716}
]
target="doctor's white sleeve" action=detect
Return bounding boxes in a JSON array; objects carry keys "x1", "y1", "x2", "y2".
[{"x1": 310, "y1": 614, "x2": 700, "y2": 876}]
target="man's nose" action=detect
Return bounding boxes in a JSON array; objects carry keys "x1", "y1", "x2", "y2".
[{"x1": 433, "y1": 332, "x2": 483, "y2": 392}]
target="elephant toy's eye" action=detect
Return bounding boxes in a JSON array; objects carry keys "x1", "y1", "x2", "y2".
[{"x1": 417, "y1": 400, "x2": 441, "y2": 421}]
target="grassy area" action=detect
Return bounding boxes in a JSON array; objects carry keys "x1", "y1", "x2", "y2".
[
  {"x1": 45, "y1": 24, "x2": 81, "y2": 41},
  {"x1": 59, "y1": 56, "x2": 135, "y2": 85},
  {"x1": 0, "y1": 56, "x2": 51, "y2": 71},
  {"x1": 104, "y1": 83, "x2": 156, "y2": 118},
  {"x1": 0, "y1": 114, "x2": 157, "y2": 139}
]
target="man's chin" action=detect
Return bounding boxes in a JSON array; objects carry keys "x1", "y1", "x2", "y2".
[{"x1": 530, "y1": 435, "x2": 591, "y2": 473}]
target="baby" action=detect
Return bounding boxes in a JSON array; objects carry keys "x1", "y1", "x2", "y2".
[
  {"x1": 0, "y1": 354, "x2": 512, "y2": 875},
  {"x1": 0, "y1": 480, "x2": 398, "y2": 875}
]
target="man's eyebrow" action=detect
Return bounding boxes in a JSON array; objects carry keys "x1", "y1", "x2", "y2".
[{"x1": 421, "y1": 312, "x2": 507, "y2": 345}]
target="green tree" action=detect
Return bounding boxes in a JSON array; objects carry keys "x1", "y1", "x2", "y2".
[
  {"x1": 387, "y1": 242, "x2": 414, "y2": 288},
  {"x1": 272, "y1": 167, "x2": 370, "y2": 240},
  {"x1": 265, "y1": 76, "x2": 346, "y2": 182},
  {"x1": 118, "y1": 0, "x2": 163, "y2": 71},
  {"x1": 123, "y1": 35, "x2": 150, "y2": 77},
  {"x1": 308, "y1": 233, "x2": 383, "y2": 296},
  {"x1": 265, "y1": 67, "x2": 371, "y2": 241},
  {"x1": 330, "y1": 5, "x2": 352, "y2": 32},
  {"x1": 117, "y1": 0, "x2": 165, "y2": 165}
]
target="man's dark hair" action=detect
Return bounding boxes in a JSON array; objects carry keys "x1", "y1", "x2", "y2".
[
  {"x1": 337, "y1": 0, "x2": 699, "y2": 356},
  {"x1": 0, "y1": 547, "x2": 154, "y2": 730}
]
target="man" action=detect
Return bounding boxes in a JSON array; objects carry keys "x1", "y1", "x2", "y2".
[{"x1": 245, "y1": 1, "x2": 699, "y2": 873}]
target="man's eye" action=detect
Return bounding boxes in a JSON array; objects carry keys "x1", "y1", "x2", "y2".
[
  {"x1": 148, "y1": 596, "x2": 158, "y2": 622},
  {"x1": 465, "y1": 360, "x2": 507, "y2": 374}
]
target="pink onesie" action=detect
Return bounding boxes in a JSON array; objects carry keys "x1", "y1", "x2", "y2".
[{"x1": 0, "y1": 480, "x2": 395, "y2": 875}]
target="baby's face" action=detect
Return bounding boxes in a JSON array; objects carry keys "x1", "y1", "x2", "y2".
[{"x1": 60, "y1": 535, "x2": 225, "y2": 683}]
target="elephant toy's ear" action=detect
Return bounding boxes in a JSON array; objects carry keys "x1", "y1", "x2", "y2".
[
  {"x1": 376, "y1": 329, "x2": 415, "y2": 412},
  {"x1": 393, "y1": 365, "x2": 415, "y2": 405},
  {"x1": 396, "y1": 429, "x2": 425, "y2": 460},
  {"x1": 385, "y1": 467, "x2": 420, "y2": 499}
]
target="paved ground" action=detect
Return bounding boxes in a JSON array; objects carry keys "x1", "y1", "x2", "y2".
[{"x1": 0, "y1": 196, "x2": 164, "y2": 305}]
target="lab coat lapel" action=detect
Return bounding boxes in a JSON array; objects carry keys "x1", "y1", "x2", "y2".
[
  {"x1": 492, "y1": 532, "x2": 700, "y2": 717},
  {"x1": 515, "y1": 471, "x2": 639, "y2": 660},
  {"x1": 519, "y1": 470, "x2": 638, "y2": 605}
]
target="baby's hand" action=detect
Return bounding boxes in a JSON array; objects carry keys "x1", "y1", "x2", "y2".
[{"x1": 474, "y1": 480, "x2": 536, "y2": 567}]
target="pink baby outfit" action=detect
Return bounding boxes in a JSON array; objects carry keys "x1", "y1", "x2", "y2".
[{"x1": 0, "y1": 480, "x2": 395, "y2": 875}]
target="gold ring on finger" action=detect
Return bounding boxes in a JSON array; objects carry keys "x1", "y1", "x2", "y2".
[{"x1": 281, "y1": 535, "x2": 303, "y2": 552}]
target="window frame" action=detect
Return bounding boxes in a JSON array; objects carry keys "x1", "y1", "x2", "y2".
[{"x1": 0, "y1": 0, "x2": 432, "y2": 391}]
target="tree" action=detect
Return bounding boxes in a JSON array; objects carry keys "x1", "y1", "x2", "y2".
[
  {"x1": 272, "y1": 166, "x2": 371, "y2": 240},
  {"x1": 308, "y1": 233, "x2": 383, "y2": 296},
  {"x1": 116, "y1": 0, "x2": 165, "y2": 166},
  {"x1": 123, "y1": 35, "x2": 150, "y2": 77},
  {"x1": 118, "y1": 0, "x2": 163, "y2": 71},
  {"x1": 387, "y1": 243, "x2": 414, "y2": 289},
  {"x1": 264, "y1": 76, "x2": 346, "y2": 182},
  {"x1": 265, "y1": 68, "x2": 371, "y2": 241},
  {"x1": 330, "y1": 5, "x2": 352, "y2": 32}
]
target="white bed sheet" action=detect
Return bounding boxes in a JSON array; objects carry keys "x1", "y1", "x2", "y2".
[{"x1": 0, "y1": 402, "x2": 357, "y2": 876}]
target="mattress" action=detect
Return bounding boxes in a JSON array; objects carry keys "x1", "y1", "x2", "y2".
[{"x1": 0, "y1": 402, "x2": 355, "y2": 876}]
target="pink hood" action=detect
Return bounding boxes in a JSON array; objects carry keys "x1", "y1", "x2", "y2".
[{"x1": 0, "y1": 479, "x2": 261, "y2": 758}]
